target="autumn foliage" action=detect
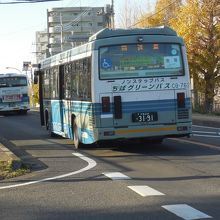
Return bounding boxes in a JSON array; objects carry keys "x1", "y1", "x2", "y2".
[{"x1": 136, "y1": 0, "x2": 220, "y2": 113}]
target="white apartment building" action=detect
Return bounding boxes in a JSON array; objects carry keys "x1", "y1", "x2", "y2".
[
  {"x1": 35, "y1": 5, "x2": 112, "y2": 62},
  {"x1": 35, "y1": 30, "x2": 48, "y2": 64}
]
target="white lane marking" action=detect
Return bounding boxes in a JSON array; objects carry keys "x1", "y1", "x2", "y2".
[
  {"x1": 128, "y1": 185, "x2": 165, "y2": 197},
  {"x1": 192, "y1": 134, "x2": 220, "y2": 138},
  {"x1": 162, "y1": 204, "x2": 212, "y2": 220},
  {"x1": 193, "y1": 131, "x2": 219, "y2": 135},
  {"x1": 192, "y1": 129, "x2": 220, "y2": 138},
  {"x1": 103, "y1": 172, "x2": 131, "y2": 180},
  {"x1": 172, "y1": 138, "x2": 220, "y2": 151},
  {"x1": 0, "y1": 153, "x2": 97, "y2": 190},
  {"x1": 193, "y1": 124, "x2": 219, "y2": 130}
]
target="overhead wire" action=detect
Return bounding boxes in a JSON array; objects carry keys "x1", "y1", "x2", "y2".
[
  {"x1": 129, "y1": 0, "x2": 180, "y2": 28},
  {"x1": 0, "y1": 0, "x2": 61, "y2": 4},
  {"x1": 53, "y1": 0, "x2": 104, "y2": 32}
]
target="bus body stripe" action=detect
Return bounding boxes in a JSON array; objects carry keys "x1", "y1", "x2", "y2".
[
  {"x1": 50, "y1": 98, "x2": 191, "y2": 115},
  {"x1": 115, "y1": 126, "x2": 177, "y2": 135}
]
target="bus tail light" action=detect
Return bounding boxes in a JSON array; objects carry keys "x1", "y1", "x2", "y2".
[
  {"x1": 101, "y1": 96, "x2": 110, "y2": 112},
  {"x1": 177, "y1": 92, "x2": 185, "y2": 108},
  {"x1": 114, "y1": 96, "x2": 122, "y2": 119}
]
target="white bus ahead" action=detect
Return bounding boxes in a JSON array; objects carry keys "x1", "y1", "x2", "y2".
[
  {"x1": 0, "y1": 73, "x2": 30, "y2": 114},
  {"x1": 37, "y1": 26, "x2": 192, "y2": 148}
]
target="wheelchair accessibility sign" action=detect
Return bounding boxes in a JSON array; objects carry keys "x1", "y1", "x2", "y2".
[{"x1": 101, "y1": 58, "x2": 112, "y2": 69}]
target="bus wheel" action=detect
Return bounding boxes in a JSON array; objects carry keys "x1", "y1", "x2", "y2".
[{"x1": 71, "y1": 115, "x2": 80, "y2": 149}]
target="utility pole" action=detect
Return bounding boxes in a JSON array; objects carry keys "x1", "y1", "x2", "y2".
[{"x1": 111, "y1": 0, "x2": 115, "y2": 29}]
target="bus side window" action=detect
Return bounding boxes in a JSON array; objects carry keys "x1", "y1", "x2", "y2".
[
  {"x1": 51, "y1": 67, "x2": 59, "y2": 99},
  {"x1": 64, "y1": 63, "x2": 72, "y2": 99},
  {"x1": 71, "y1": 62, "x2": 77, "y2": 99},
  {"x1": 87, "y1": 58, "x2": 92, "y2": 100},
  {"x1": 43, "y1": 69, "x2": 51, "y2": 99}
]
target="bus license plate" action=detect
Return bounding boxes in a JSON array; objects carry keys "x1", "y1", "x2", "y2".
[
  {"x1": 3, "y1": 95, "x2": 21, "y2": 102},
  {"x1": 132, "y1": 112, "x2": 158, "y2": 122}
]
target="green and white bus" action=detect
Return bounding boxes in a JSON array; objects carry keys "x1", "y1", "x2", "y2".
[
  {"x1": 37, "y1": 26, "x2": 192, "y2": 148},
  {"x1": 0, "y1": 73, "x2": 30, "y2": 114}
]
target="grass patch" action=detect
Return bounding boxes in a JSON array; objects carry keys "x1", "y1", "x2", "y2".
[{"x1": 0, "y1": 160, "x2": 30, "y2": 180}]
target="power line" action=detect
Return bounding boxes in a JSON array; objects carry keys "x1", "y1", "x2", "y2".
[
  {"x1": 0, "y1": 0, "x2": 61, "y2": 4},
  {"x1": 129, "y1": 0, "x2": 180, "y2": 28}
]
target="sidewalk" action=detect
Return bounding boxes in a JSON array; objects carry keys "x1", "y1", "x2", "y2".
[
  {"x1": 0, "y1": 112, "x2": 220, "y2": 164},
  {"x1": 0, "y1": 143, "x2": 11, "y2": 161},
  {"x1": 0, "y1": 142, "x2": 22, "y2": 168}
]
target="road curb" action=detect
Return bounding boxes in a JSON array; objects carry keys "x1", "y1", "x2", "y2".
[{"x1": 0, "y1": 143, "x2": 22, "y2": 170}]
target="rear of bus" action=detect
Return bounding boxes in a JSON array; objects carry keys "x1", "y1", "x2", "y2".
[
  {"x1": 91, "y1": 27, "x2": 192, "y2": 143},
  {"x1": 0, "y1": 73, "x2": 30, "y2": 114}
]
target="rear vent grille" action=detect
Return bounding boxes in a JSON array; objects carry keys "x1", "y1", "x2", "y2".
[{"x1": 178, "y1": 109, "x2": 189, "y2": 119}]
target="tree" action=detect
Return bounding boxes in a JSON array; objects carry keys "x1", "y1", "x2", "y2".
[
  {"x1": 136, "y1": 0, "x2": 220, "y2": 113},
  {"x1": 170, "y1": 0, "x2": 220, "y2": 112},
  {"x1": 136, "y1": 0, "x2": 182, "y2": 27},
  {"x1": 31, "y1": 83, "x2": 39, "y2": 107}
]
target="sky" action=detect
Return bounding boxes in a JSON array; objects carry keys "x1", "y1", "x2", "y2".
[{"x1": 0, "y1": 0, "x2": 155, "y2": 73}]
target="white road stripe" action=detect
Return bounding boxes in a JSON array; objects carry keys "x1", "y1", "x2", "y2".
[
  {"x1": 162, "y1": 204, "x2": 212, "y2": 220},
  {"x1": 0, "y1": 153, "x2": 97, "y2": 190},
  {"x1": 193, "y1": 125, "x2": 219, "y2": 130},
  {"x1": 128, "y1": 185, "x2": 165, "y2": 197},
  {"x1": 172, "y1": 138, "x2": 220, "y2": 151},
  {"x1": 103, "y1": 172, "x2": 131, "y2": 180},
  {"x1": 192, "y1": 134, "x2": 220, "y2": 138},
  {"x1": 193, "y1": 131, "x2": 219, "y2": 135}
]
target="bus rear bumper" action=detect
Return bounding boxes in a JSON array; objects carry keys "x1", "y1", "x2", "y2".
[
  {"x1": 0, "y1": 105, "x2": 30, "y2": 114},
  {"x1": 96, "y1": 123, "x2": 192, "y2": 142}
]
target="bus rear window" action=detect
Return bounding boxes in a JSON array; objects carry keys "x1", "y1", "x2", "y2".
[
  {"x1": 0, "y1": 77, "x2": 27, "y2": 87},
  {"x1": 99, "y1": 43, "x2": 184, "y2": 80}
]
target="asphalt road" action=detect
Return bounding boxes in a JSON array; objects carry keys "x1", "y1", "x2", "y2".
[{"x1": 0, "y1": 111, "x2": 219, "y2": 220}]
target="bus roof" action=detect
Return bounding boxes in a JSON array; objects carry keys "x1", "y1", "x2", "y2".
[{"x1": 89, "y1": 26, "x2": 177, "y2": 42}]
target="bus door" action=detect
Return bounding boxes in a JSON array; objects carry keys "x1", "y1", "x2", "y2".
[{"x1": 58, "y1": 65, "x2": 65, "y2": 133}]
